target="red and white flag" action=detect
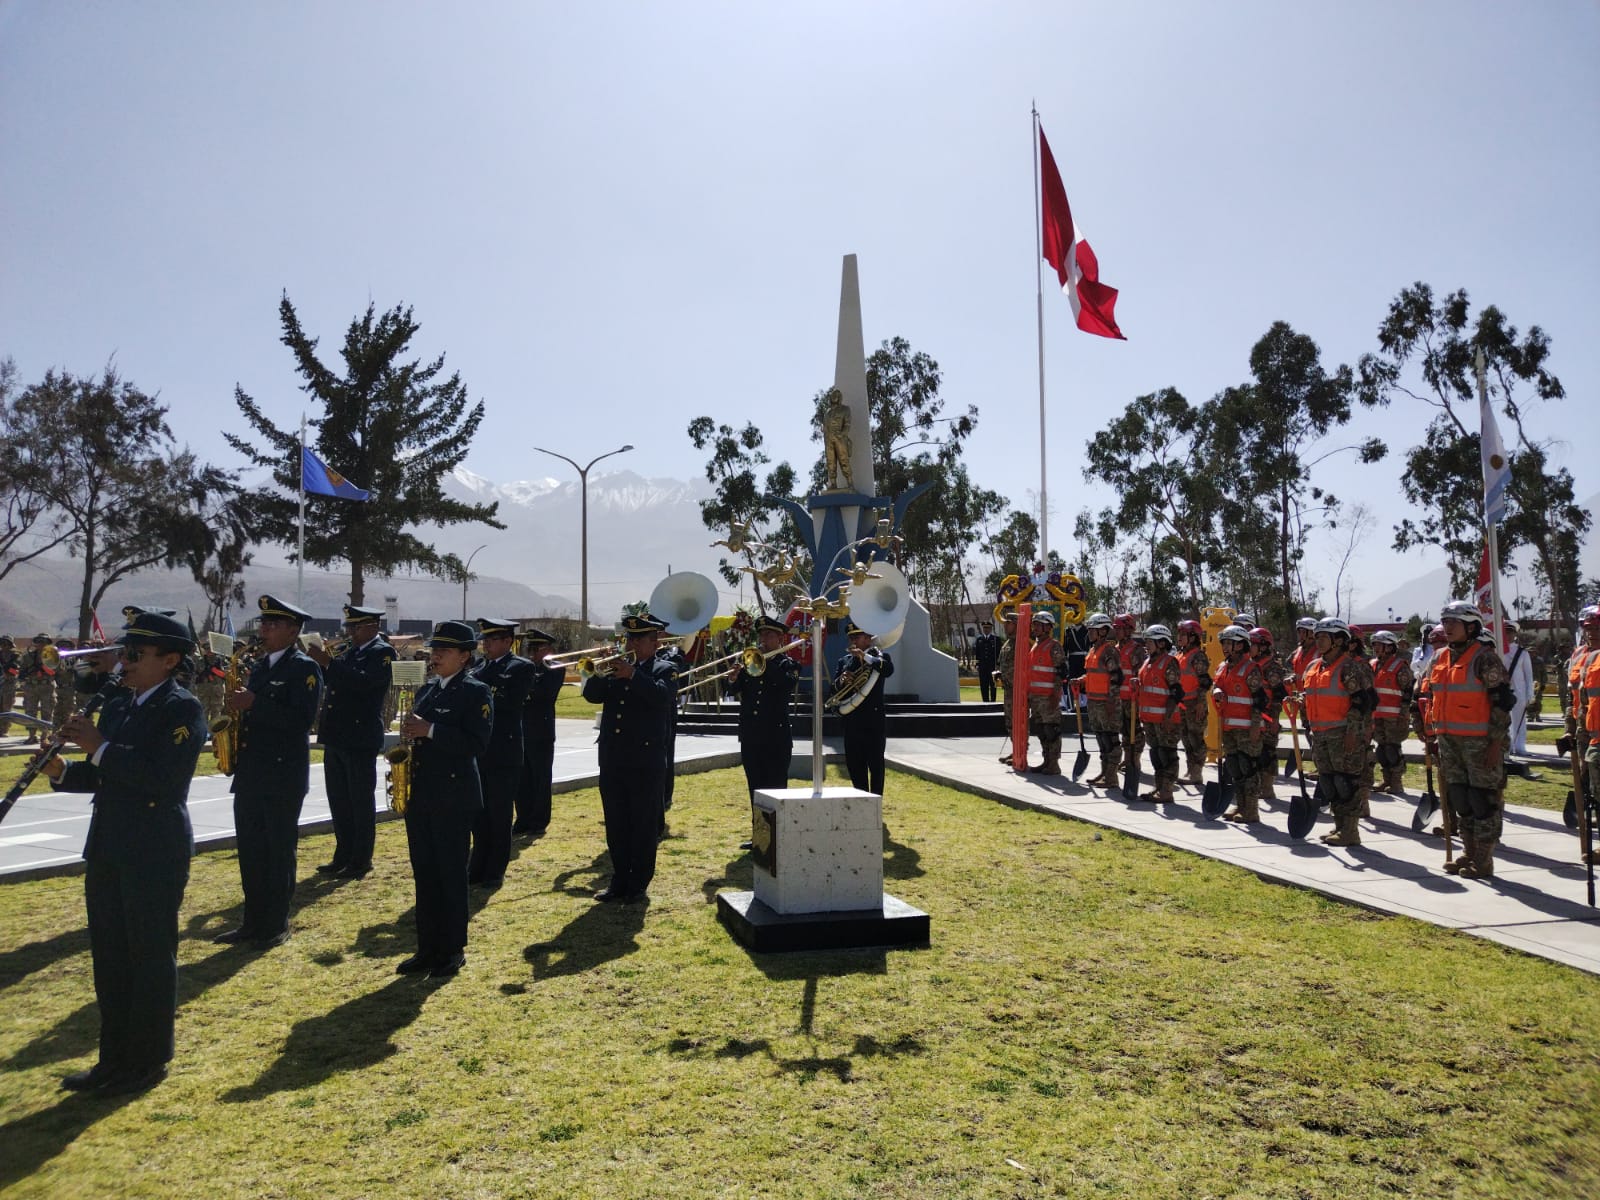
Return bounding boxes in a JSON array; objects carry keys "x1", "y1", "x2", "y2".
[
  {"x1": 90, "y1": 609, "x2": 106, "y2": 643},
  {"x1": 1473, "y1": 544, "x2": 1510, "y2": 652},
  {"x1": 1039, "y1": 123, "x2": 1125, "y2": 340}
]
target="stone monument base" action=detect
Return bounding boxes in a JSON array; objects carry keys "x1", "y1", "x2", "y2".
[{"x1": 716, "y1": 890, "x2": 929, "y2": 953}]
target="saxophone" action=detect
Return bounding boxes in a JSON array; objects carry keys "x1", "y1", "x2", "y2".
[
  {"x1": 209, "y1": 648, "x2": 244, "y2": 775},
  {"x1": 385, "y1": 685, "x2": 415, "y2": 814}
]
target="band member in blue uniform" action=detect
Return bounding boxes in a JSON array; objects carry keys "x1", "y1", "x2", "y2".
[
  {"x1": 44, "y1": 612, "x2": 207, "y2": 1096},
  {"x1": 468, "y1": 617, "x2": 533, "y2": 888},
  {"x1": 656, "y1": 634, "x2": 691, "y2": 838},
  {"x1": 309, "y1": 604, "x2": 395, "y2": 878},
  {"x1": 725, "y1": 615, "x2": 798, "y2": 800},
  {"x1": 397, "y1": 621, "x2": 493, "y2": 978},
  {"x1": 513, "y1": 627, "x2": 566, "y2": 837},
  {"x1": 581, "y1": 612, "x2": 677, "y2": 903},
  {"x1": 834, "y1": 621, "x2": 895, "y2": 796},
  {"x1": 214, "y1": 594, "x2": 322, "y2": 948}
]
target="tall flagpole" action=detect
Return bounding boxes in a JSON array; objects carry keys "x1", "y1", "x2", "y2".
[
  {"x1": 1476, "y1": 352, "x2": 1506, "y2": 652},
  {"x1": 297, "y1": 412, "x2": 306, "y2": 608},
  {"x1": 1032, "y1": 103, "x2": 1048, "y2": 564}
]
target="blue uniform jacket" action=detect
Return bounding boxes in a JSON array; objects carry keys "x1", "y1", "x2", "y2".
[
  {"x1": 409, "y1": 670, "x2": 493, "y2": 811},
  {"x1": 56, "y1": 679, "x2": 207, "y2": 865},
  {"x1": 725, "y1": 654, "x2": 797, "y2": 745},
  {"x1": 232, "y1": 648, "x2": 323, "y2": 796},
  {"x1": 472, "y1": 653, "x2": 534, "y2": 767},
  {"x1": 583, "y1": 656, "x2": 676, "y2": 766},
  {"x1": 833, "y1": 650, "x2": 895, "y2": 725},
  {"x1": 521, "y1": 660, "x2": 566, "y2": 746},
  {"x1": 317, "y1": 637, "x2": 396, "y2": 753}
]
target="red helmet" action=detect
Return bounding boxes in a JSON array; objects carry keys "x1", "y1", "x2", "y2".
[
  {"x1": 1428, "y1": 626, "x2": 1448, "y2": 646},
  {"x1": 1347, "y1": 624, "x2": 1363, "y2": 639},
  {"x1": 1248, "y1": 627, "x2": 1273, "y2": 647},
  {"x1": 1113, "y1": 613, "x2": 1136, "y2": 631},
  {"x1": 1176, "y1": 619, "x2": 1202, "y2": 639}
]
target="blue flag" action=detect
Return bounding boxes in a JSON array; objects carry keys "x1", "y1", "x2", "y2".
[
  {"x1": 302, "y1": 447, "x2": 371, "y2": 501},
  {"x1": 224, "y1": 610, "x2": 236, "y2": 638}
]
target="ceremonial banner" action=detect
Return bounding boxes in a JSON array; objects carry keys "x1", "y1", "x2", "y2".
[
  {"x1": 1479, "y1": 375, "x2": 1510, "y2": 527},
  {"x1": 302, "y1": 447, "x2": 371, "y2": 501}
]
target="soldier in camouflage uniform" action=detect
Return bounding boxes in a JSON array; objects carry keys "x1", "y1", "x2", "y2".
[
  {"x1": 1212, "y1": 626, "x2": 1268, "y2": 823},
  {"x1": 1174, "y1": 620, "x2": 1211, "y2": 785},
  {"x1": 0, "y1": 635, "x2": 18, "y2": 736},
  {"x1": 19, "y1": 634, "x2": 56, "y2": 743},
  {"x1": 52, "y1": 639, "x2": 78, "y2": 726},
  {"x1": 1368, "y1": 630, "x2": 1415, "y2": 796},
  {"x1": 1135, "y1": 625, "x2": 1184, "y2": 802},
  {"x1": 193, "y1": 650, "x2": 227, "y2": 727},
  {"x1": 1073, "y1": 613, "x2": 1124, "y2": 786},
  {"x1": 995, "y1": 611, "x2": 1018, "y2": 765},
  {"x1": 1302, "y1": 617, "x2": 1376, "y2": 847},
  {"x1": 1113, "y1": 614, "x2": 1146, "y2": 779},
  {"x1": 1430, "y1": 601, "x2": 1514, "y2": 879},
  {"x1": 1024, "y1": 611, "x2": 1068, "y2": 774},
  {"x1": 1570, "y1": 607, "x2": 1600, "y2": 865},
  {"x1": 1248, "y1": 628, "x2": 1287, "y2": 806}
]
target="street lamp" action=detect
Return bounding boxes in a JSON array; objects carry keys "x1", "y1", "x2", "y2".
[
  {"x1": 462, "y1": 544, "x2": 487, "y2": 620},
  {"x1": 532, "y1": 443, "x2": 634, "y2": 629}
]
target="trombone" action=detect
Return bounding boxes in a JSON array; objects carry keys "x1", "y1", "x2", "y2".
[
  {"x1": 545, "y1": 641, "x2": 621, "y2": 668},
  {"x1": 677, "y1": 638, "x2": 806, "y2": 693}
]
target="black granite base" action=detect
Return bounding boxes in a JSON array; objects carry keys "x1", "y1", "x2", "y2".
[{"x1": 716, "y1": 890, "x2": 930, "y2": 953}]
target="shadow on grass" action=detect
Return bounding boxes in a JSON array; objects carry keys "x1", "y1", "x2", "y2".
[
  {"x1": 882, "y1": 823, "x2": 923, "y2": 880},
  {"x1": 0, "y1": 926, "x2": 90, "y2": 995},
  {"x1": 0, "y1": 1090, "x2": 143, "y2": 1189},
  {"x1": 523, "y1": 899, "x2": 647, "y2": 981},
  {"x1": 221, "y1": 975, "x2": 438, "y2": 1100}
]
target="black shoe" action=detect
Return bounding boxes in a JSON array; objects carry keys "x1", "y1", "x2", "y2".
[
  {"x1": 429, "y1": 952, "x2": 465, "y2": 978},
  {"x1": 593, "y1": 886, "x2": 622, "y2": 902},
  {"x1": 395, "y1": 954, "x2": 435, "y2": 975},
  {"x1": 338, "y1": 862, "x2": 372, "y2": 879},
  {"x1": 61, "y1": 1063, "x2": 117, "y2": 1092},
  {"x1": 212, "y1": 926, "x2": 256, "y2": 945},
  {"x1": 474, "y1": 876, "x2": 503, "y2": 891},
  {"x1": 315, "y1": 861, "x2": 346, "y2": 876},
  {"x1": 97, "y1": 1064, "x2": 167, "y2": 1097},
  {"x1": 251, "y1": 930, "x2": 291, "y2": 949},
  {"x1": 739, "y1": 841, "x2": 753, "y2": 851},
  {"x1": 510, "y1": 823, "x2": 533, "y2": 835}
]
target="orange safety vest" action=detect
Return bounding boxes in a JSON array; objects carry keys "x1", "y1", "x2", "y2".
[
  {"x1": 1290, "y1": 642, "x2": 1315, "y2": 688},
  {"x1": 1117, "y1": 641, "x2": 1139, "y2": 701},
  {"x1": 1371, "y1": 655, "x2": 1405, "y2": 720},
  {"x1": 1178, "y1": 646, "x2": 1206, "y2": 704},
  {"x1": 1083, "y1": 641, "x2": 1117, "y2": 701},
  {"x1": 1584, "y1": 651, "x2": 1600, "y2": 735},
  {"x1": 1212, "y1": 656, "x2": 1258, "y2": 731},
  {"x1": 1302, "y1": 653, "x2": 1351, "y2": 733},
  {"x1": 1253, "y1": 652, "x2": 1282, "y2": 720},
  {"x1": 1027, "y1": 640, "x2": 1059, "y2": 698},
  {"x1": 1138, "y1": 652, "x2": 1177, "y2": 725},
  {"x1": 1572, "y1": 648, "x2": 1598, "y2": 721},
  {"x1": 1433, "y1": 642, "x2": 1490, "y2": 738}
]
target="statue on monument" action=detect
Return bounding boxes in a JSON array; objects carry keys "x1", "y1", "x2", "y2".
[{"x1": 821, "y1": 388, "x2": 855, "y2": 492}]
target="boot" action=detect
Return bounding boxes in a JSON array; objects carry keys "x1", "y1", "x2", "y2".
[
  {"x1": 1459, "y1": 837, "x2": 1496, "y2": 879},
  {"x1": 1384, "y1": 767, "x2": 1406, "y2": 796},
  {"x1": 1323, "y1": 810, "x2": 1361, "y2": 847},
  {"x1": 1360, "y1": 795, "x2": 1372, "y2": 819},
  {"x1": 1185, "y1": 759, "x2": 1204, "y2": 786},
  {"x1": 1237, "y1": 793, "x2": 1261, "y2": 823},
  {"x1": 1444, "y1": 829, "x2": 1474, "y2": 875}
]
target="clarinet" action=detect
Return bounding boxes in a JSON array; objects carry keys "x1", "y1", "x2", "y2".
[{"x1": 0, "y1": 691, "x2": 111, "y2": 828}]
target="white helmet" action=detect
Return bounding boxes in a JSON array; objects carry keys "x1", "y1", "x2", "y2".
[
  {"x1": 1314, "y1": 617, "x2": 1350, "y2": 637},
  {"x1": 1146, "y1": 623, "x2": 1174, "y2": 645},
  {"x1": 1440, "y1": 600, "x2": 1483, "y2": 625},
  {"x1": 1084, "y1": 612, "x2": 1113, "y2": 631},
  {"x1": 1219, "y1": 625, "x2": 1250, "y2": 644},
  {"x1": 1371, "y1": 630, "x2": 1399, "y2": 647}
]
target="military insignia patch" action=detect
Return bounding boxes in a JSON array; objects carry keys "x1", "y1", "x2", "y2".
[
  {"x1": 306, "y1": 674, "x2": 317, "y2": 689},
  {"x1": 482, "y1": 703, "x2": 491, "y2": 720},
  {"x1": 173, "y1": 726, "x2": 191, "y2": 744}
]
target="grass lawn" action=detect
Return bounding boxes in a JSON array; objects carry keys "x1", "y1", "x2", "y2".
[{"x1": 2, "y1": 766, "x2": 1596, "y2": 1199}]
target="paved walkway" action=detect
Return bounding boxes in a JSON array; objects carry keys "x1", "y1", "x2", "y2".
[{"x1": 885, "y1": 735, "x2": 1599, "y2": 976}]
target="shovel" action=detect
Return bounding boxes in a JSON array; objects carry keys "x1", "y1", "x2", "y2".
[
  {"x1": 1285, "y1": 710, "x2": 1317, "y2": 839},
  {"x1": 1121, "y1": 702, "x2": 1142, "y2": 800},
  {"x1": 1411, "y1": 745, "x2": 1441, "y2": 834},
  {"x1": 1071, "y1": 686, "x2": 1091, "y2": 780},
  {"x1": 1200, "y1": 765, "x2": 1232, "y2": 819}
]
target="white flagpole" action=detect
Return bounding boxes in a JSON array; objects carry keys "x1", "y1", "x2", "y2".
[
  {"x1": 297, "y1": 412, "x2": 306, "y2": 608},
  {"x1": 1476, "y1": 352, "x2": 1506, "y2": 653},
  {"x1": 1032, "y1": 103, "x2": 1049, "y2": 564}
]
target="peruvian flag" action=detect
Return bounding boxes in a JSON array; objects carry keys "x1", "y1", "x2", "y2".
[
  {"x1": 1473, "y1": 544, "x2": 1510, "y2": 652},
  {"x1": 1039, "y1": 123, "x2": 1125, "y2": 340}
]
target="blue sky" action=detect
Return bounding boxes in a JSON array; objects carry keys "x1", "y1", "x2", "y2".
[{"x1": 3, "y1": 1, "x2": 1595, "y2": 613}]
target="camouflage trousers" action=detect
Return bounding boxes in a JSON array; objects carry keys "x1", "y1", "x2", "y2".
[
  {"x1": 1027, "y1": 695, "x2": 1062, "y2": 768},
  {"x1": 1256, "y1": 716, "x2": 1281, "y2": 797},
  {"x1": 1120, "y1": 699, "x2": 1143, "y2": 769},
  {"x1": 52, "y1": 681, "x2": 74, "y2": 726},
  {"x1": 1180, "y1": 702, "x2": 1208, "y2": 777},
  {"x1": 1371, "y1": 717, "x2": 1409, "y2": 789},
  {"x1": 1085, "y1": 698, "x2": 1121, "y2": 776},
  {"x1": 1438, "y1": 732, "x2": 1507, "y2": 842},
  {"x1": 1145, "y1": 718, "x2": 1182, "y2": 796},
  {"x1": 1310, "y1": 720, "x2": 1372, "y2": 819},
  {"x1": 21, "y1": 679, "x2": 52, "y2": 733},
  {"x1": 195, "y1": 680, "x2": 225, "y2": 727},
  {"x1": 0, "y1": 677, "x2": 14, "y2": 734}
]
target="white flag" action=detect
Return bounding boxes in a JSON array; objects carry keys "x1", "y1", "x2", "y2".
[{"x1": 1477, "y1": 350, "x2": 1510, "y2": 527}]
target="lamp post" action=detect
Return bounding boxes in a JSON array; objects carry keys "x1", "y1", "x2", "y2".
[
  {"x1": 532, "y1": 443, "x2": 634, "y2": 630},
  {"x1": 462, "y1": 544, "x2": 487, "y2": 620}
]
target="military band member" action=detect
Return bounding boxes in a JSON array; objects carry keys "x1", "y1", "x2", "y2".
[
  {"x1": 0, "y1": 634, "x2": 18, "y2": 736},
  {"x1": 308, "y1": 604, "x2": 395, "y2": 878},
  {"x1": 513, "y1": 626, "x2": 566, "y2": 837},
  {"x1": 44, "y1": 612, "x2": 206, "y2": 1096},
  {"x1": 1211, "y1": 626, "x2": 1269, "y2": 823},
  {"x1": 1248, "y1": 627, "x2": 1287, "y2": 805},
  {"x1": 1431, "y1": 602, "x2": 1514, "y2": 878},
  {"x1": 396, "y1": 621, "x2": 493, "y2": 977},
  {"x1": 214, "y1": 595, "x2": 323, "y2": 948},
  {"x1": 1368, "y1": 630, "x2": 1414, "y2": 796},
  {"x1": 1113, "y1": 614, "x2": 1146, "y2": 780},
  {"x1": 1074, "y1": 613, "x2": 1124, "y2": 786},
  {"x1": 995, "y1": 611, "x2": 1019, "y2": 765},
  {"x1": 974, "y1": 620, "x2": 1001, "y2": 704},
  {"x1": 1134, "y1": 624, "x2": 1184, "y2": 802},
  {"x1": 725, "y1": 615, "x2": 798, "y2": 800},
  {"x1": 1023, "y1": 611, "x2": 1067, "y2": 774},
  {"x1": 1174, "y1": 619, "x2": 1211, "y2": 784},
  {"x1": 582, "y1": 612, "x2": 677, "y2": 903},
  {"x1": 20, "y1": 634, "x2": 55, "y2": 743},
  {"x1": 656, "y1": 634, "x2": 692, "y2": 837},
  {"x1": 1302, "y1": 617, "x2": 1375, "y2": 847},
  {"x1": 835, "y1": 621, "x2": 895, "y2": 795},
  {"x1": 468, "y1": 618, "x2": 533, "y2": 888}
]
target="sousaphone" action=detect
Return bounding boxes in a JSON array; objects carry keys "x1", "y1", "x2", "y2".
[{"x1": 649, "y1": 571, "x2": 719, "y2": 636}]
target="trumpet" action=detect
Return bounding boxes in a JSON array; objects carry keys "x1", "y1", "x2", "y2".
[
  {"x1": 579, "y1": 651, "x2": 636, "y2": 679},
  {"x1": 545, "y1": 641, "x2": 622, "y2": 668}
]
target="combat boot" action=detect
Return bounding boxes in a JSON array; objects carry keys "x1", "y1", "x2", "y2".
[
  {"x1": 1459, "y1": 837, "x2": 1496, "y2": 879},
  {"x1": 1236, "y1": 793, "x2": 1261, "y2": 824},
  {"x1": 1185, "y1": 760, "x2": 1204, "y2": 786},
  {"x1": 1444, "y1": 830, "x2": 1475, "y2": 875},
  {"x1": 1322, "y1": 811, "x2": 1361, "y2": 847}
]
